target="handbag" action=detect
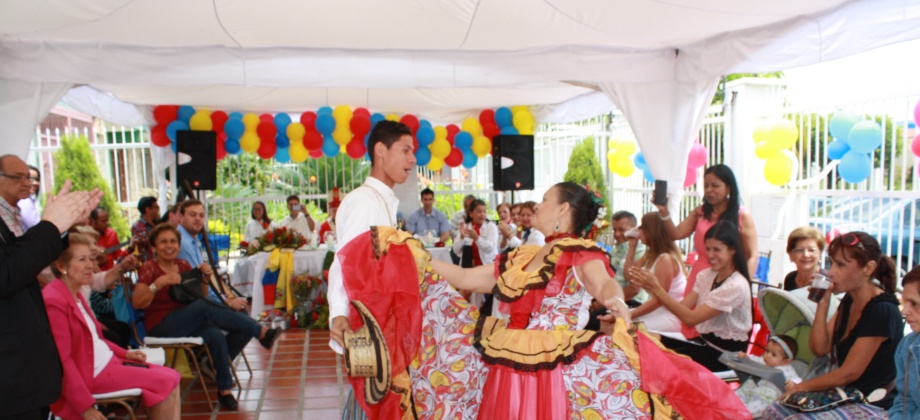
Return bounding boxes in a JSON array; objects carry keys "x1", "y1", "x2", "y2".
[
  {"x1": 779, "y1": 387, "x2": 864, "y2": 412},
  {"x1": 168, "y1": 268, "x2": 204, "y2": 304}
]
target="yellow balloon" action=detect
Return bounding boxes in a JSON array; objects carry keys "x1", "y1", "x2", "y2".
[
  {"x1": 512, "y1": 110, "x2": 535, "y2": 132},
  {"x1": 427, "y1": 156, "x2": 444, "y2": 171},
  {"x1": 240, "y1": 132, "x2": 260, "y2": 153},
  {"x1": 430, "y1": 139, "x2": 451, "y2": 159},
  {"x1": 286, "y1": 123, "x2": 306, "y2": 141},
  {"x1": 290, "y1": 141, "x2": 308, "y2": 163},
  {"x1": 767, "y1": 120, "x2": 799, "y2": 150},
  {"x1": 385, "y1": 113, "x2": 400, "y2": 122},
  {"x1": 462, "y1": 118, "x2": 482, "y2": 137},
  {"x1": 242, "y1": 114, "x2": 260, "y2": 132},
  {"x1": 189, "y1": 112, "x2": 212, "y2": 131},
  {"x1": 332, "y1": 105, "x2": 353, "y2": 121},
  {"x1": 614, "y1": 141, "x2": 636, "y2": 157},
  {"x1": 607, "y1": 150, "x2": 617, "y2": 161},
  {"x1": 754, "y1": 141, "x2": 781, "y2": 159},
  {"x1": 471, "y1": 136, "x2": 491, "y2": 157},
  {"x1": 518, "y1": 126, "x2": 535, "y2": 135},
  {"x1": 753, "y1": 124, "x2": 770, "y2": 144},
  {"x1": 433, "y1": 126, "x2": 448, "y2": 140},
  {"x1": 333, "y1": 128, "x2": 351, "y2": 145},
  {"x1": 510, "y1": 105, "x2": 529, "y2": 114},
  {"x1": 764, "y1": 153, "x2": 793, "y2": 186},
  {"x1": 609, "y1": 155, "x2": 635, "y2": 177}
]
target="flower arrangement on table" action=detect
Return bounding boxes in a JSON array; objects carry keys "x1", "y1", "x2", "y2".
[
  {"x1": 290, "y1": 273, "x2": 329, "y2": 329},
  {"x1": 241, "y1": 226, "x2": 307, "y2": 256}
]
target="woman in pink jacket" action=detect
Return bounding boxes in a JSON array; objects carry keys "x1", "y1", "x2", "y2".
[{"x1": 43, "y1": 233, "x2": 180, "y2": 420}]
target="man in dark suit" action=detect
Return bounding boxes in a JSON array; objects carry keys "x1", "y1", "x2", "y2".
[{"x1": 0, "y1": 154, "x2": 102, "y2": 419}]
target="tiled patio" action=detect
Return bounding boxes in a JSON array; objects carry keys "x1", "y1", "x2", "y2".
[{"x1": 128, "y1": 328, "x2": 349, "y2": 419}]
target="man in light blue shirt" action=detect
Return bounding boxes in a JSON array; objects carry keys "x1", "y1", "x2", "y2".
[
  {"x1": 177, "y1": 200, "x2": 206, "y2": 267},
  {"x1": 405, "y1": 188, "x2": 451, "y2": 244},
  {"x1": 610, "y1": 210, "x2": 646, "y2": 305}
]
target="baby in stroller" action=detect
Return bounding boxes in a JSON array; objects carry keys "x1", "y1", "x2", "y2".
[{"x1": 734, "y1": 335, "x2": 803, "y2": 417}]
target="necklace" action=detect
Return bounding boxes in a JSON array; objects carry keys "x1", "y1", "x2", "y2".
[{"x1": 545, "y1": 232, "x2": 578, "y2": 242}]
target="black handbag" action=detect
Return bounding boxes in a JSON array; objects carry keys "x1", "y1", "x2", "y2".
[{"x1": 168, "y1": 268, "x2": 204, "y2": 304}]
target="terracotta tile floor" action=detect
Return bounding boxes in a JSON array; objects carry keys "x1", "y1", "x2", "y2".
[{"x1": 121, "y1": 328, "x2": 349, "y2": 419}]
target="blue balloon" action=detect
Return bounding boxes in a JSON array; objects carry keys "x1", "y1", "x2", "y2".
[
  {"x1": 275, "y1": 133, "x2": 290, "y2": 148},
  {"x1": 829, "y1": 111, "x2": 861, "y2": 141},
  {"x1": 166, "y1": 120, "x2": 189, "y2": 142},
  {"x1": 274, "y1": 147, "x2": 291, "y2": 163},
  {"x1": 827, "y1": 139, "x2": 850, "y2": 160},
  {"x1": 317, "y1": 106, "x2": 333, "y2": 115},
  {"x1": 419, "y1": 119, "x2": 432, "y2": 129},
  {"x1": 634, "y1": 153, "x2": 648, "y2": 170},
  {"x1": 462, "y1": 152, "x2": 478, "y2": 168},
  {"x1": 322, "y1": 137, "x2": 339, "y2": 157},
  {"x1": 315, "y1": 114, "x2": 336, "y2": 135},
  {"x1": 643, "y1": 168, "x2": 654, "y2": 183},
  {"x1": 364, "y1": 133, "x2": 370, "y2": 147},
  {"x1": 500, "y1": 126, "x2": 519, "y2": 135},
  {"x1": 415, "y1": 147, "x2": 432, "y2": 166},
  {"x1": 228, "y1": 112, "x2": 243, "y2": 120},
  {"x1": 370, "y1": 113, "x2": 385, "y2": 125},
  {"x1": 845, "y1": 120, "x2": 883, "y2": 154},
  {"x1": 225, "y1": 138, "x2": 242, "y2": 155},
  {"x1": 274, "y1": 113, "x2": 292, "y2": 132},
  {"x1": 416, "y1": 126, "x2": 435, "y2": 146},
  {"x1": 495, "y1": 107, "x2": 513, "y2": 128},
  {"x1": 224, "y1": 119, "x2": 245, "y2": 138},
  {"x1": 837, "y1": 150, "x2": 872, "y2": 183},
  {"x1": 177, "y1": 106, "x2": 195, "y2": 123},
  {"x1": 454, "y1": 132, "x2": 473, "y2": 149}
]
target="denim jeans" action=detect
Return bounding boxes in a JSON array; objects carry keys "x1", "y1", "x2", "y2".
[{"x1": 150, "y1": 299, "x2": 262, "y2": 391}]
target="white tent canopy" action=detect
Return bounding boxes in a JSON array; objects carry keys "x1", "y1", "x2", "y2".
[{"x1": 2, "y1": 0, "x2": 919, "y2": 196}]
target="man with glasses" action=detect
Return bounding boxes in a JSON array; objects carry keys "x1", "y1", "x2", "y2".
[{"x1": 0, "y1": 155, "x2": 34, "y2": 238}]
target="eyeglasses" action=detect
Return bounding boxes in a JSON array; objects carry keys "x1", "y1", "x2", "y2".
[
  {"x1": 0, "y1": 173, "x2": 36, "y2": 183},
  {"x1": 791, "y1": 247, "x2": 820, "y2": 255},
  {"x1": 840, "y1": 232, "x2": 866, "y2": 252}
]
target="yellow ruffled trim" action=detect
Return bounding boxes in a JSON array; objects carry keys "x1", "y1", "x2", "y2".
[
  {"x1": 369, "y1": 226, "x2": 431, "y2": 285},
  {"x1": 494, "y1": 238, "x2": 604, "y2": 301},
  {"x1": 610, "y1": 319, "x2": 682, "y2": 419},
  {"x1": 475, "y1": 316, "x2": 600, "y2": 370}
]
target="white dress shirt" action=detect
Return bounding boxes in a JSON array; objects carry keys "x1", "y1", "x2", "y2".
[
  {"x1": 522, "y1": 227, "x2": 545, "y2": 246},
  {"x1": 451, "y1": 221, "x2": 500, "y2": 265},
  {"x1": 278, "y1": 213, "x2": 313, "y2": 242},
  {"x1": 244, "y1": 219, "x2": 275, "y2": 243},
  {"x1": 328, "y1": 177, "x2": 398, "y2": 353}
]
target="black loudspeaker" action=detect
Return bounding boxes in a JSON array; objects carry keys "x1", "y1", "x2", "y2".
[
  {"x1": 176, "y1": 130, "x2": 217, "y2": 191},
  {"x1": 492, "y1": 135, "x2": 534, "y2": 191}
]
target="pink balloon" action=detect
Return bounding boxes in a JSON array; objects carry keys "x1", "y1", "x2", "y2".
[
  {"x1": 309, "y1": 147, "x2": 324, "y2": 159},
  {"x1": 914, "y1": 100, "x2": 920, "y2": 126},
  {"x1": 688, "y1": 143, "x2": 708, "y2": 169},
  {"x1": 683, "y1": 166, "x2": 697, "y2": 188},
  {"x1": 911, "y1": 133, "x2": 920, "y2": 158}
]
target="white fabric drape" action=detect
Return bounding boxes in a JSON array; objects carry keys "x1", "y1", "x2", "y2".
[{"x1": 0, "y1": 79, "x2": 72, "y2": 158}]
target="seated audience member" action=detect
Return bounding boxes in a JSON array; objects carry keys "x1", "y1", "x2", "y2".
[
  {"x1": 890, "y1": 265, "x2": 920, "y2": 419},
  {"x1": 90, "y1": 207, "x2": 127, "y2": 271},
  {"x1": 318, "y1": 201, "x2": 338, "y2": 245},
  {"x1": 763, "y1": 232, "x2": 903, "y2": 418},
  {"x1": 496, "y1": 202, "x2": 520, "y2": 252},
  {"x1": 278, "y1": 195, "x2": 315, "y2": 241},
  {"x1": 630, "y1": 221, "x2": 752, "y2": 371},
  {"x1": 405, "y1": 188, "x2": 451, "y2": 244},
  {"x1": 510, "y1": 203, "x2": 522, "y2": 234},
  {"x1": 452, "y1": 199, "x2": 499, "y2": 268},
  {"x1": 160, "y1": 202, "x2": 183, "y2": 227},
  {"x1": 625, "y1": 212, "x2": 685, "y2": 334},
  {"x1": 44, "y1": 233, "x2": 180, "y2": 420},
  {"x1": 783, "y1": 226, "x2": 826, "y2": 291},
  {"x1": 611, "y1": 210, "x2": 646, "y2": 305},
  {"x1": 244, "y1": 201, "x2": 274, "y2": 244},
  {"x1": 518, "y1": 201, "x2": 545, "y2": 246},
  {"x1": 734, "y1": 335, "x2": 802, "y2": 417},
  {"x1": 131, "y1": 196, "x2": 160, "y2": 262},
  {"x1": 18, "y1": 164, "x2": 42, "y2": 231},
  {"x1": 133, "y1": 224, "x2": 281, "y2": 410},
  {"x1": 77, "y1": 227, "x2": 136, "y2": 348},
  {"x1": 448, "y1": 194, "x2": 476, "y2": 264}
]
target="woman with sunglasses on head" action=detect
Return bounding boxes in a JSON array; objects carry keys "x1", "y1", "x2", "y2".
[
  {"x1": 623, "y1": 212, "x2": 686, "y2": 335},
  {"x1": 763, "y1": 232, "x2": 904, "y2": 418},
  {"x1": 630, "y1": 220, "x2": 752, "y2": 372},
  {"x1": 783, "y1": 226, "x2": 827, "y2": 291}
]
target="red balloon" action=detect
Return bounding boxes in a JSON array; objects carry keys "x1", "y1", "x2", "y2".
[
  {"x1": 210, "y1": 111, "x2": 229, "y2": 134},
  {"x1": 153, "y1": 105, "x2": 179, "y2": 125},
  {"x1": 216, "y1": 132, "x2": 227, "y2": 160},
  {"x1": 259, "y1": 113, "x2": 274, "y2": 123},
  {"x1": 151, "y1": 125, "x2": 171, "y2": 147},
  {"x1": 353, "y1": 108, "x2": 371, "y2": 118},
  {"x1": 479, "y1": 109, "x2": 496, "y2": 126},
  {"x1": 346, "y1": 139, "x2": 367, "y2": 159},
  {"x1": 445, "y1": 147, "x2": 463, "y2": 167},
  {"x1": 257, "y1": 137, "x2": 277, "y2": 159},
  {"x1": 349, "y1": 115, "x2": 372, "y2": 136},
  {"x1": 300, "y1": 111, "x2": 317, "y2": 130},
  {"x1": 257, "y1": 121, "x2": 277, "y2": 142},
  {"x1": 309, "y1": 148, "x2": 324, "y2": 159},
  {"x1": 400, "y1": 115, "x2": 420, "y2": 134},
  {"x1": 446, "y1": 124, "x2": 460, "y2": 141},
  {"x1": 482, "y1": 122, "x2": 500, "y2": 139},
  {"x1": 413, "y1": 138, "x2": 419, "y2": 152},
  {"x1": 303, "y1": 131, "x2": 323, "y2": 150}
]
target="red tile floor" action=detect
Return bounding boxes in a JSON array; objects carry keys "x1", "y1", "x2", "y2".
[{"x1": 120, "y1": 328, "x2": 348, "y2": 419}]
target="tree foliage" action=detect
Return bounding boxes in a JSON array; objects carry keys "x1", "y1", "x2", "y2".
[
  {"x1": 53, "y1": 135, "x2": 130, "y2": 238},
  {"x1": 563, "y1": 137, "x2": 609, "y2": 210}
]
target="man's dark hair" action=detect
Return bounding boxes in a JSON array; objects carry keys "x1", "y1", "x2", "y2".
[
  {"x1": 286, "y1": 195, "x2": 300, "y2": 204},
  {"x1": 420, "y1": 188, "x2": 434, "y2": 199},
  {"x1": 367, "y1": 120, "x2": 412, "y2": 166},
  {"x1": 89, "y1": 207, "x2": 106, "y2": 220},
  {"x1": 179, "y1": 199, "x2": 203, "y2": 215},
  {"x1": 137, "y1": 196, "x2": 157, "y2": 214},
  {"x1": 612, "y1": 210, "x2": 637, "y2": 226}
]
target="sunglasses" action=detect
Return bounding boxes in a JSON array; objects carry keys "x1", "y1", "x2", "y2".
[{"x1": 839, "y1": 232, "x2": 866, "y2": 253}]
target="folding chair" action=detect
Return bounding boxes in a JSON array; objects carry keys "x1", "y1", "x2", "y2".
[{"x1": 92, "y1": 388, "x2": 142, "y2": 420}]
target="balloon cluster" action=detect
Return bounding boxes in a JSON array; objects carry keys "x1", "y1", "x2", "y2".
[
  {"x1": 753, "y1": 120, "x2": 798, "y2": 186},
  {"x1": 827, "y1": 111, "x2": 883, "y2": 183},
  {"x1": 150, "y1": 104, "x2": 537, "y2": 171},
  {"x1": 606, "y1": 139, "x2": 636, "y2": 177},
  {"x1": 912, "y1": 101, "x2": 920, "y2": 177},
  {"x1": 629, "y1": 141, "x2": 707, "y2": 187}
]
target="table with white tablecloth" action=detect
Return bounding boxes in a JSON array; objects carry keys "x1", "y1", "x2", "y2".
[{"x1": 231, "y1": 246, "x2": 452, "y2": 317}]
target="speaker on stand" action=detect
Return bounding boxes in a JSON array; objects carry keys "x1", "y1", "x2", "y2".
[
  {"x1": 492, "y1": 135, "x2": 534, "y2": 191},
  {"x1": 176, "y1": 130, "x2": 217, "y2": 191}
]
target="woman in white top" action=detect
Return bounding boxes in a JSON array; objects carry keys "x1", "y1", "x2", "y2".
[
  {"x1": 624, "y1": 212, "x2": 686, "y2": 334},
  {"x1": 452, "y1": 199, "x2": 499, "y2": 267},
  {"x1": 496, "y1": 202, "x2": 520, "y2": 252},
  {"x1": 630, "y1": 220, "x2": 752, "y2": 371},
  {"x1": 244, "y1": 201, "x2": 275, "y2": 244}
]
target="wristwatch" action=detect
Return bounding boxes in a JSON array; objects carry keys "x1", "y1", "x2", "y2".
[{"x1": 149, "y1": 283, "x2": 159, "y2": 294}]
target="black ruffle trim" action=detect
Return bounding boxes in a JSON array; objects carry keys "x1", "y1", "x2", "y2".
[
  {"x1": 492, "y1": 241, "x2": 608, "y2": 304},
  {"x1": 472, "y1": 315, "x2": 603, "y2": 373}
]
